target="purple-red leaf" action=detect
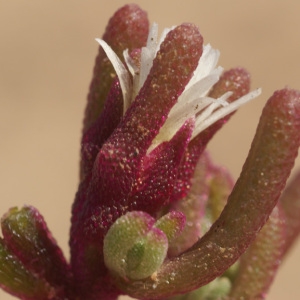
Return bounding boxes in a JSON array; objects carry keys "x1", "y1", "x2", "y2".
[
  {"x1": 229, "y1": 205, "x2": 286, "y2": 299},
  {"x1": 83, "y1": 4, "x2": 149, "y2": 133},
  {"x1": 115, "y1": 89, "x2": 300, "y2": 299},
  {"x1": 279, "y1": 171, "x2": 300, "y2": 255},
  {"x1": 1, "y1": 206, "x2": 72, "y2": 299}
]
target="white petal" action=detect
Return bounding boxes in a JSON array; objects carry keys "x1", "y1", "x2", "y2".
[
  {"x1": 146, "y1": 23, "x2": 159, "y2": 53},
  {"x1": 194, "y1": 92, "x2": 232, "y2": 128},
  {"x1": 192, "y1": 88, "x2": 262, "y2": 138},
  {"x1": 139, "y1": 23, "x2": 159, "y2": 90},
  {"x1": 148, "y1": 46, "x2": 223, "y2": 151},
  {"x1": 185, "y1": 44, "x2": 220, "y2": 89},
  {"x1": 123, "y1": 49, "x2": 141, "y2": 100},
  {"x1": 180, "y1": 66, "x2": 223, "y2": 102},
  {"x1": 123, "y1": 49, "x2": 137, "y2": 77},
  {"x1": 147, "y1": 43, "x2": 224, "y2": 151},
  {"x1": 139, "y1": 24, "x2": 174, "y2": 93},
  {"x1": 95, "y1": 38, "x2": 132, "y2": 113}
]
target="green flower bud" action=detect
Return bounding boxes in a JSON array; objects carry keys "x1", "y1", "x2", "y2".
[{"x1": 103, "y1": 211, "x2": 168, "y2": 280}]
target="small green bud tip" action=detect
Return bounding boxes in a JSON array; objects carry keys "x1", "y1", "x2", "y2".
[
  {"x1": 155, "y1": 211, "x2": 186, "y2": 243},
  {"x1": 1, "y1": 207, "x2": 29, "y2": 230},
  {"x1": 103, "y1": 211, "x2": 169, "y2": 280},
  {"x1": 0, "y1": 239, "x2": 54, "y2": 299}
]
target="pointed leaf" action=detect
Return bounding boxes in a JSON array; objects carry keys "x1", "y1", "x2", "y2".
[
  {"x1": 1, "y1": 206, "x2": 71, "y2": 297},
  {"x1": 129, "y1": 119, "x2": 194, "y2": 214},
  {"x1": 83, "y1": 4, "x2": 149, "y2": 132},
  {"x1": 279, "y1": 171, "x2": 300, "y2": 255},
  {"x1": 229, "y1": 205, "x2": 286, "y2": 299},
  {"x1": 168, "y1": 153, "x2": 210, "y2": 257},
  {"x1": 115, "y1": 89, "x2": 300, "y2": 299},
  {"x1": 0, "y1": 239, "x2": 55, "y2": 300}
]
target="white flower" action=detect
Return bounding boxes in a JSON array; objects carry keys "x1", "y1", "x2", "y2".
[{"x1": 95, "y1": 24, "x2": 261, "y2": 151}]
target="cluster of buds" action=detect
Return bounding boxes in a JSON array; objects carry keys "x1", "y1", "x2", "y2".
[{"x1": 1, "y1": 4, "x2": 300, "y2": 300}]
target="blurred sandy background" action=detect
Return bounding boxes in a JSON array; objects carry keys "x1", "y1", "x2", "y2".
[{"x1": 0, "y1": 1, "x2": 300, "y2": 299}]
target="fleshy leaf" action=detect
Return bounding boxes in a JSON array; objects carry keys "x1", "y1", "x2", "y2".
[
  {"x1": 169, "y1": 153, "x2": 233, "y2": 257},
  {"x1": 229, "y1": 205, "x2": 286, "y2": 299},
  {"x1": 0, "y1": 239, "x2": 55, "y2": 300},
  {"x1": 168, "y1": 152, "x2": 210, "y2": 257},
  {"x1": 95, "y1": 38, "x2": 132, "y2": 114},
  {"x1": 279, "y1": 171, "x2": 300, "y2": 255},
  {"x1": 80, "y1": 79, "x2": 123, "y2": 180},
  {"x1": 115, "y1": 88, "x2": 300, "y2": 299},
  {"x1": 1, "y1": 206, "x2": 71, "y2": 298},
  {"x1": 201, "y1": 162, "x2": 234, "y2": 235},
  {"x1": 209, "y1": 68, "x2": 251, "y2": 103},
  {"x1": 130, "y1": 119, "x2": 194, "y2": 214},
  {"x1": 83, "y1": 4, "x2": 149, "y2": 133}
]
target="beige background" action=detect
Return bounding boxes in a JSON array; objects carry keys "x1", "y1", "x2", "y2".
[{"x1": 1, "y1": 1, "x2": 300, "y2": 299}]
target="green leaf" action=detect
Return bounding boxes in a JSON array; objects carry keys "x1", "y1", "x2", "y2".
[{"x1": 0, "y1": 239, "x2": 54, "y2": 299}]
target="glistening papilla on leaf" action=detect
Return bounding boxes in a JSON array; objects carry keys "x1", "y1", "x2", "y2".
[{"x1": 1, "y1": 3, "x2": 300, "y2": 300}]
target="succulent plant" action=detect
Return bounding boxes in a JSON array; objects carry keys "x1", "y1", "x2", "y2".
[{"x1": 1, "y1": 4, "x2": 300, "y2": 300}]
